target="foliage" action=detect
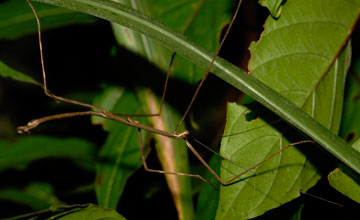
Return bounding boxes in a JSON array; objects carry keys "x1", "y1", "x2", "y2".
[
  {"x1": 6, "y1": 204, "x2": 126, "y2": 219},
  {"x1": 0, "y1": 0, "x2": 360, "y2": 219}
]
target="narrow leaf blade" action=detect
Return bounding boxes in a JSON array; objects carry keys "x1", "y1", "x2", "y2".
[
  {"x1": 328, "y1": 139, "x2": 360, "y2": 204},
  {"x1": 0, "y1": 61, "x2": 41, "y2": 86},
  {"x1": 0, "y1": 136, "x2": 96, "y2": 172},
  {"x1": 6, "y1": 204, "x2": 126, "y2": 220},
  {"x1": 259, "y1": 0, "x2": 284, "y2": 18},
  {"x1": 112, "y1": 0, "x2": 233, "y2": 84},
  {"x1": 0, "y1": 0, "x2": 96, "y2": 39},
  {"x1": 95, "y1": 87, "x2": 144, "y2": 208},
  {"x1": 0, "y1": 182, "x2": 63, "y2": 210},
  {"x1": 140, "y1": 89, "x2": 194, "y2": 220}
]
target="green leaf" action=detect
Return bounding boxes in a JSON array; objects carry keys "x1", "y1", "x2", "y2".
[
  {"x1": 6, "y1": 204, "x2": 126, "y2": 220},
  {"x1": 110, "y1": 0, "x2": 170, "y2": 80},
  {"x1": 33, "y1": 0, "x2": 360, "y2": 192},
  {"x1": 216, "y1": 103, "x2": 320, "y2": 219},
  {"x1": 289, "y1": 204, "x2": 304, "y2": 220},
  {"x1": 217, "y1": 0, "x2": 355, "y2": 217},
  {"x1": 139, "y1": 89, "x2": 194, "y2": 220},
  {"x1": 259, "y1": 0, "x2": 284, "y2": 18},
  {"x1": 339, "y1": 59, "x2": 360, "y2": 144},
  {"x1": 93, "y1": 84, "x2": 195, "y2": 217},
  {"x1": 0, "y1": 61, "x2": 41, "y2": 86},
  {"x1": 0, "y1": 136, "x2": 96, "y2": 172},
  {"x1": 328, "y1": 139, "x2": 360, "y2": 203},
  {"x1": 91, "y1": 85, "x2": 126, "y2": 129},
  {"x1": 354, "y1": 138, "x2": 360, "y2": 152},
  {"x1": 328, "y1": 168, "x2": 360, "y2": 204},
  {"x1": 249, "y1": 0, "x2": 352, "y2": 114},
  {"x1": 112, "y1": 0, "x2": 233, "y2": 84},
  {"x1": 0, "y1": 0, "x2": 96, "y2": 39},
  {"x1": 151, "y1": 0, "x2": 233, "y2": 83},
  {"x1": 95, "y1": 87, "x2": 145, "y2": 208},
  {"x1": 53, "y1": 204, "x2": 126, "y2": 220},
  {"x1": 0, "y1": 182, "x2": 63, "y2": 210}
]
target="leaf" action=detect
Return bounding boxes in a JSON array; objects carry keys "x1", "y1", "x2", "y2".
[
  {"x1": 112, "y1": 0, "x2": 233, "y2": 84},
  {"x1": 216, "y1": 103, "x2": 320, "y2": 219},
  {"x1": 0, "y1": 0, "x2": 96, "y2": 39},
  {"x1": 249, "y1": 0, "x2": 354, "y2": 111},
  {"x1": 95, "y1": 87, "x2": 145, "y2": 208},
  {"x1": 140, "y1": 89, "x2": 194, "y2": 220},
  {"x1": 328, "y1": 168, "x2": 360, "y2": 204},
  {"x1": 289, "y1": 203, "x2": 304, "y2": 220},
  {"x1": 217, "y1": 0, "x2": 357, "y2": 218},
  {"x1": 110, "y1": 0, "x2": 170, "y2": 79},
  {"x1": 0, "y1": 182, "x2": 63, "y2": 210},
  {"x1": 92, "y1": 82, "x2": 195, "y2": 217},
  {"x1": 0, "y1": 61, "x2": 41, "y2": 86},
  {"x1": 91, "y1": 85, "x2": 126, "y2": 129},
  {"x1": 6, "y1": 204, "x2": 126, "y2": 220},
  {"x1": 300, "y1": 42, "x2": 351, "y2": 133},
  {"x1": 354, "y1": 138, "x2": 360, "y2": 152},
  {"x1": 328, "y1": 139, "x2": 360, "y2": 203},
  {"x1": 0, "y1": 136, "x2": 96, "y2": 172},
  {"x1": 53, "y1": 204, "x2": 126, "y2": 220},
  {"x1": 259, "y1": 0, "x2": 284, "y2": 18},
  {"x1": 339, "y1": 59, "x2": 360, "y2": 144}
]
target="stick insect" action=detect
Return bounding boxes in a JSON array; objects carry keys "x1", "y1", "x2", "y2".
[
  {"x1": 19, "y1": 0, "x2": 271, "y2": 188},
  {"x1": 17, "y1": 0, "x2": 341, "y2": 217}
]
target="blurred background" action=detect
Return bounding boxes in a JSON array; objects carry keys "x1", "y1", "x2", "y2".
[{"x1": 1, "y1": 0, "x2": 360, "y2": 219}]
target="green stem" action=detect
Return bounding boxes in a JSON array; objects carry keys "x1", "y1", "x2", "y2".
[{"x1": 33, "y1": 0, "x2": 360, "y2": 175}]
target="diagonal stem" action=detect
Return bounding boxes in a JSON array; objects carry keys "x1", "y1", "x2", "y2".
[{"x1": 174, "y1": 0, "x2": 243, "y2": 133}]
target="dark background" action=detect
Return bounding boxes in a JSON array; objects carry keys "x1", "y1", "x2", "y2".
[{"x1": 1, "y1": 0, "x2": 360, "y2": 219}]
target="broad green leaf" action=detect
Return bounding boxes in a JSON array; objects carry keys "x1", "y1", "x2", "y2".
[
  {"x1": 249, "y1": 0, "x2": 354, "y2": 110},
  {"x1": 300, "y1": 42, "x2": 351, "y2": 133},
  {"x1": 140, "y1": 89, "x2": 194, "y2": 220},
  {"x1": 112, "y1": 0, "x2": 233, "y2": 84},
  {"x1": 95, "y1": 87, "x2": 145, "y2": 208},
  {"x1": 0, "y1": 182, "x2": 63, "y2": 210},
  {"x1": 339, "y1": 59, "x2": 360, "y2": 144},
  {"x1": 259, "y1": 0, "x2": 284, "y2": 18},
  {"x1": 217, "y1": 0, "x2": 356, "y2": 218},
  {"x1": 216, "y1": 103, "x2": 319, "y2": 219},
  {"x1": 0, "y1": 0, "x2": 96, "y2": 39},
  {"x1": 0, "y1": 61, "x2": 41, "y2": 86},
  {"x1": 6, "y1": 204, "x2": 126, "y2": 220},
  {"x1": 0, "y1": 136, "x2": 96, "y2": 172}
]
